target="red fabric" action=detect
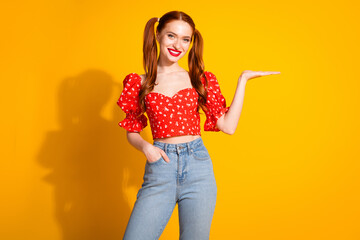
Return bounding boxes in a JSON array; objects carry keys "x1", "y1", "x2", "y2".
[
  {"x1": 116, "y1": 74, "x2": 148, "y2": 132},
  {"x1": 201, "y1": 72, "x2": 231, "y2": 131},
  {"x1": 117, "y1": 71, "x2": 229, "y2": 139}
]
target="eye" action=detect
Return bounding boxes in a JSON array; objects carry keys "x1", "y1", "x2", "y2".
[
  {"x1": 167, "y1": 34, "x2": 174, "y2": 38},
  {"x1": 183, "y1": 39, "x2": 190, "y2": 43}
]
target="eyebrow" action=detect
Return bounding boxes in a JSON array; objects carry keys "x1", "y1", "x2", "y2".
[{"x1": 166, "y1": 31, "x2": 191, "y2": 38}]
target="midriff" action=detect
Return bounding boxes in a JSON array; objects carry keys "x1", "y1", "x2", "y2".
[{"x1": 153, "y1": 134, "x2": 201, "y2": 144}]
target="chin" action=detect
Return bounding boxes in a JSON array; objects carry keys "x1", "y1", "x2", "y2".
[
  {"x1": 170, "y1": 57, "x2": 182, "y2": 63},
  {"x1": 170, "y1": 54, "x2": 185, "y2": 61}
]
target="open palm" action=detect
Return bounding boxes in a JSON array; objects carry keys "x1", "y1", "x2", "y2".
[{"x1": 240, "y1": 70, "x2": 281, "y2": 82}]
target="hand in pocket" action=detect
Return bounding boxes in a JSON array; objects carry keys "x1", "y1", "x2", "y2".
[{"x1": 144, "y1": 145, "x2": 170, "y2": 163}]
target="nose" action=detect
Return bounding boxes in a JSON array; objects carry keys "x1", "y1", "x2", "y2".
[{"x1": 173, "y1": 39, "x2": 181, "y2": 49}]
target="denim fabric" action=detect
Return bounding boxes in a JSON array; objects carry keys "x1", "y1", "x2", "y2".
[{"x1": 123, "y1": 137, "x2": 217, "y2": 240}]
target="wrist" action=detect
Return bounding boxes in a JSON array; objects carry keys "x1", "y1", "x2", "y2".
[
  {"x1": 141, "y1": 142, "x2": 153, "y2": 155},
  {"x1": 238, "y1": 75, "x2": 248, "y2": 86}
]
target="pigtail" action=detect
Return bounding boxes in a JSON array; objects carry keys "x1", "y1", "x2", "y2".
[
  {"x1": 139, "y1": 17, "x2": 158, "y2": 112},
  {"x1": 188, "y1": 28, "x2": 208, "y2": 112},
  {"x1": 143, "y1": 17, "x2": 158, "y2": 79}
]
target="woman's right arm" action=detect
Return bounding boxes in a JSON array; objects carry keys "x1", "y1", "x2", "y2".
[
  {"x1": 118, "y1": 73, "x2": 169, "y2": 163},
  {"x1": 126, "y1": 131, "x2": 170, "y2": 163},
  {"x1": 126, "y1": 131, "x2": 152, "y2": 154}
]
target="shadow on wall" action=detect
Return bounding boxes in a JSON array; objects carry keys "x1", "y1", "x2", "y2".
[{"x1": 37, "y1": 69, "x2": 146, "y2": 240}]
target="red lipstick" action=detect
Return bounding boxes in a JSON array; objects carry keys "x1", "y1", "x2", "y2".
[{"x1": 168, "y1": 48, "x2": 181, "y2": 57}]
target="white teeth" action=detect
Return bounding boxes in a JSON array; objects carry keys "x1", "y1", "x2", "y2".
[{"x1": 169, "y1": 49, "x2": 180, "y2": 54}]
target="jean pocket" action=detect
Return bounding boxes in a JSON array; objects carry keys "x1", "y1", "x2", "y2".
[
  {"x1": 191, "y1": 145, "x2": 211, "y2": 160},
  {"x1": 146, "y1": 155, "x2": 164, "y2": 166}
]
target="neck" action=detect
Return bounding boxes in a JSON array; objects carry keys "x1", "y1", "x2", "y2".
[{"x1": 157, "y1": 56, "x2": 184, "y2": 74}]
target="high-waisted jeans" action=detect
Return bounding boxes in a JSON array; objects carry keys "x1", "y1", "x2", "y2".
[{"x1": 123, "y1": 137, "x2": 217, "y2": 240}]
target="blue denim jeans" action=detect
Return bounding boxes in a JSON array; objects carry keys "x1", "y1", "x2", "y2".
[{"x1": 123, "y1": 137, "x2": 217, "y2": 240}]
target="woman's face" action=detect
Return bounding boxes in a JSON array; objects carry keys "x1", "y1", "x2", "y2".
[{"x1": 156, "y1": 20, "x2": 193, "y2": 63}]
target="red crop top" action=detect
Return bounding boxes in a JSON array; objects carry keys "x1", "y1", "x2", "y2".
[{"x1": 117, "y1": 71, "x2": 230, "y2": 139}]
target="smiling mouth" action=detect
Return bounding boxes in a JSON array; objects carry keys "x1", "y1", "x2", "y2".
[{"x1": 168, "y1": 48, "x2": 181, "y2": 56}]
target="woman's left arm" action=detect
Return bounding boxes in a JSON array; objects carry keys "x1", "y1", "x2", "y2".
[{"x1": 216, "y1": 70, "x2": 281, "y2": 134}]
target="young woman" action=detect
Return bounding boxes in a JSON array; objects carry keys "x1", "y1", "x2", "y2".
[{"x1": 117, "y1": 10, "x2": 280, "y2": 240}]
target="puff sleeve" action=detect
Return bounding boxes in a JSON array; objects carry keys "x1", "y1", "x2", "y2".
[
  {"x1": 117, "y1": 73, "x2": 148, "y2": 132},
  {"x1": 203, "y1": 71, "x2": 230, "y2": 131}
]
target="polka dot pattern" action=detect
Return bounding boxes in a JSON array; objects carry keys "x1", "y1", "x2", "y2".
[
  {"x1": 116, "y1": 73, "x2": 148, "y2": 132},
  {"x1": 117, "y1": 71, "x2": 229, "y2": 138},
  {"x1": 145, "y1": 87, "x2": 201, "y2": 138},
  {"x1": 201, "y1": 72, "x2": 230, "y2": 132}
]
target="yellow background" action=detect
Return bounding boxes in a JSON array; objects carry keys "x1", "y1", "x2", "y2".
[{"x1": 1, "y1": 0, "x2": 359, "y2": 239}]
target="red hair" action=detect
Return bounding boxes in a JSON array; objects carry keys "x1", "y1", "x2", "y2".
[{"x1": 139, "y1": 10, "x2": 209, "y2": 113}]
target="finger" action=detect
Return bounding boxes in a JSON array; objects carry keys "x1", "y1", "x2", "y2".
[
  {"x1": 265, "y1": 71, "x2": 281, "y2": 74},
  {"x1": 161, "y1": 151, "x2": 171, "y2": 163},
  {"x1": 255, "y1": 71, "x2": 280, "y2": 76}
]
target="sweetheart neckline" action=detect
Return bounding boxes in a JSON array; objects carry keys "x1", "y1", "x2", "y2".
[
  {"x1": 146, "y1": 87, "x2": 196, "y2": 99},
  {"x1": 131, "y1": 73, "x2": 200, "y2": 98}
]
